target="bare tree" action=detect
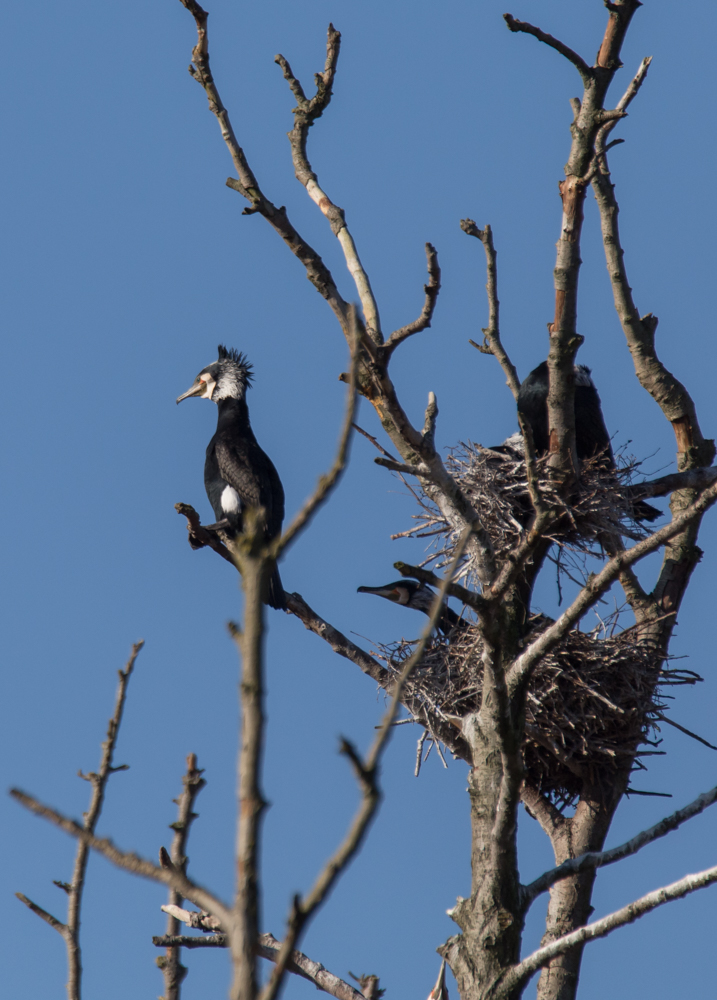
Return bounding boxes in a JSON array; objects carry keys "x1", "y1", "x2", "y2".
[{"x1": 11, "y1": 3, "x2": 717, "y2": 1000}]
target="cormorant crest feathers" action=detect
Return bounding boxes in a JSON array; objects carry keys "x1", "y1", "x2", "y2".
[{"x1": 215, "y1": 344, "x2": 254, "y2": 399}]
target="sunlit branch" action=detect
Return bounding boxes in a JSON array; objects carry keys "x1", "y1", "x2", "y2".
[
  {"x1": 260, "y1": 529, "x2": 472, "y2": 1000},
  {"x1": 15, "y1": 641, "x2": 143, "y2": 1000},
  {"x1": 523, "y1": 783, "x2": 717, "y2": 906},
  {"x1": 461, "y1": 220, "x2": 520, "y2": 400}
]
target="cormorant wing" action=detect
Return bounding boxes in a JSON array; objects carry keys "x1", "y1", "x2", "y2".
[
  {"x1": 214, "y1": 435, "x2": 285, "y2": 540},
  {"x1": 574, "y1": 383, "x2": 614, "y2": 463}
]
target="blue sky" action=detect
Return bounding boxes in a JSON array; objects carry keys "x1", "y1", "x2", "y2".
[{"x1": 2, "y1": 1, "x2": 717, "y2": 997}]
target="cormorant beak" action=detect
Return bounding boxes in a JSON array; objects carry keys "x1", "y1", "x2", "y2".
[
  {"x1": 357, "y1": 585, "x2": 402, "y2": 603},
  {"x1": 176, "y1": 376, "x2": 215, "y2": 404}
]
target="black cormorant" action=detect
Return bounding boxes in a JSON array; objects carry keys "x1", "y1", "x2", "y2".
[
  {"x1": 357, "y1": 579, "x2": 465, "y2": 635},
  {"x1": 177, "y1": 345, "x2": 286, "y2": 609},
  {"x1": 517, "y1": 361, "x2": 659, "y2": 521}
]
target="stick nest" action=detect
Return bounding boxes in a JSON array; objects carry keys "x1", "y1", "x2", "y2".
[
  {"x1": 376, "y1": 617, "x2": 699, "y2": 807},
  {"x1": 399, "y1": 440, "x2": 649, "y2": 586}
]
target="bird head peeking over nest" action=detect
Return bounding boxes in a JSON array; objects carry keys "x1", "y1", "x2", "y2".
[
  {"x1": 357, "y1": 579, "x2": 465, "y2": 635},
  {"x1": 176, "y1": 345, "x2": 254, "y2": 405}
]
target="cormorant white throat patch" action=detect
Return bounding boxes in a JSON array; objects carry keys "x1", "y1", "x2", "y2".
[{"x1": 220, "y1": 485, "x2": 241, "y2": 514}]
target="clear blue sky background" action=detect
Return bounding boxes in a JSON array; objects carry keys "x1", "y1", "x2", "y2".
[{"x1": 2, "y1": 1, "x2": 716, "y2": 997}]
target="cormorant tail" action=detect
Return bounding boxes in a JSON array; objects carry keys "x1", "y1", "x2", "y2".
[
  {"x1": 266, "y1": 564, "x2": 286, "y2": 610},
  {"x1": 633, "y1": 498, "x2": 661, "y2": 523}
]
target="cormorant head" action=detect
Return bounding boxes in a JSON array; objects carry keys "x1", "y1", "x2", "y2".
[
  {"x1": 176, "y1": 345, "x2": 254, "y2": 405},
  {"x1": 520, "y1": 361, "x2": 595, "y2": 394},
  {"x1": 357, "y1": 579, "x2": 434, "y2": 612}
]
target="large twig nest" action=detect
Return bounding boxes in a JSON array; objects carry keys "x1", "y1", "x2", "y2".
[
  {"x1": 398, "y1": 440, "x2": 649, "y2": 588},
  {"x1": 377, "y1": 617, "x2": 699, "y2": 807}
]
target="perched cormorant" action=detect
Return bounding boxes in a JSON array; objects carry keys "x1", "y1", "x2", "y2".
[
  {"x1": 517, "y1": 362, "x2": 613, "y2": 461},
  {"x1": 517, "y1": 361, "x2": 659, "y2": 521},
  {"x1": 177, "y1": 345, "x2": 286, "y2": 609},
  {"x1": 357, "y1": 579, "x2": 465, "y2": 635}
]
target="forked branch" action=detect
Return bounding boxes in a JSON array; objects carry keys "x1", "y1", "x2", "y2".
[
  {"x1": 276, "y1": 25, "x2": 381, "y2": 340},
  {"x1": 507, "y1": 476, "x2": 717, "y2": 693},
  {"x1": 461, "y1": 220, "x2": 520, "y2": 400},
  {"x1": 153, "y1": 923, "x2": 365, "y2": 1000},
  {"x1": 10, "y1": 789, "x2": 232, "y2": 930},
  {"x1": 177, "y1": 1, "x2": 350, "y2": 328},
  {"x1": 523, "y1": 783, "x2": 717, "y2": 906},
  {"x1": 15, "y1": 641, "x2": 143, "y2": 1000},
  {"x1": 497, "y1": 862, "x2": 717, "y2": 998},
  {"x1": 157, "y1": 754, "x2": 207, "y2": 1000}
]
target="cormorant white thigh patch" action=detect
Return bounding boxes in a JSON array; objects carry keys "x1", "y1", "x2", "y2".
[{"x1": 221, "y1": 485, "x2": 241, "y2": 514}]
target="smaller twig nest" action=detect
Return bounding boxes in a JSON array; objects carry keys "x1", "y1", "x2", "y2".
[
  {"x1": 401, "y1": 441, "x2": 649, "y2": 587},
  {"x1": 376, "y1": 616, "x2": 698, "y2": 808}
]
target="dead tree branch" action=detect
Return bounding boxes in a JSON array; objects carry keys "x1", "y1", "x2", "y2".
[
  {"x1": 383, "y1": 244, "x2": 441, "y2": 357},
  {"x1": 628, "y1": 467, "x2": 717, "y2": 500},
  {"x1": 9, "y1": 789, "x2": 232, "y2": 929},
  {"x1": 15, "y1": 641, "x2": 143, "y2": 1000},
  {"x1": 177, "y1": 1, "x2": 350, "y2": 331},
  {"x1": 157, "y1": 754, "x2": 206, "y2": 1000},
  {"x1": 276, "y1": 24, "x2": 381, "y2": 339},
  {"x1": 261, "y1": 531, "x2": 471, "y2": 1000},
  {"x1": 461, "y1": 220, "x2": 520, "y2": 400},
  {"x1": 153, "y1": 926, "x2": 365, "y2": 1000},
  {"x1": 591, "y1": 61, "x2": 714, "y2": 469},
  {"x1": 503, "y1": 14, "x2": 591, "y2": 82},
  {"x1": 275, "y1": 309, "x2": 359, "y2": 556},
  {"x1": 523, "y1": 783, "x2": 717, "y2": 906},
  {"x1": 496, "y1": 862, "x2": 717, "y2": 998},
  {"x1": 506, "y1": 3, "x2": 643, "y2": 478},
  {"x1": 507, "y1": 476, "x2": 717, "y2": 694}
]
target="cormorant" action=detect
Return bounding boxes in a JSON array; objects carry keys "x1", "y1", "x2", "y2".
[
  {"x1": 177, "y1": 345, "x2": 286, "y2": 609},
  {"x1": 357, "y1": 579, "x2": 465, "y2": 635},
  {"x1": 517, "y1": 361, "x2": 659, "y2": 521}
]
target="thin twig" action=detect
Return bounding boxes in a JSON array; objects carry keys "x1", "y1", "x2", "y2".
[
  {"x1": 383, "y1": 243, "x2": 441, "y2": 356},
  {"x1": 276, "y1": 308, "x2": 359, "y2": 555},
  {"x1": 260, "y1": 529, "x2": 472, "y2": 1000},
  {"x1": 503, "y1": 14, "x2": 591, "y2": 82},
  {"x1": 460, "y1": 220, "x2": 520, "y2": 400},
  {"x1": 507, "y1": 477, "x2": 717, "y2": 694},
  {"x1": 9, "y1": 789, "x2": 232, "y2": 929},
  {"x1": 157, "y1": 754, "x2": 206, "y2": 1000},
  {"x1": 15, "y1": 641, "x2": 143, "y2": 1000},
  {"x1": 276, "y1": 25, "x2": 381, "y2": 341},
  {"x1": 655, "y1": 714, "x2": 717, "y2": 751},
  {"x1": 153, "y1": 929, "x2": 365, "y2": 1000},
  {"x1": 177, "y1": 1, "x2": 350, "y2": 329}
]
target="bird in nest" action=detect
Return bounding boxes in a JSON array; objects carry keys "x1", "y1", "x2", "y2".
[
  {"x1": 517, "y1": 361, "x2": 660, "y2": 522},
  {"x1": 357, "y1": 579, "x2": 467, "y2": 635},
  {"x1": 177, "y1": 345, "x2": 286, "y2": 610}
]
